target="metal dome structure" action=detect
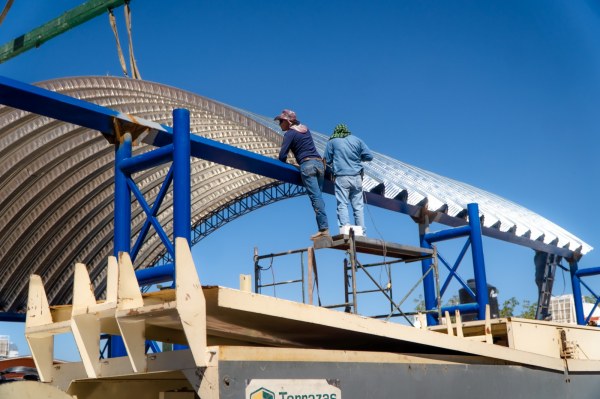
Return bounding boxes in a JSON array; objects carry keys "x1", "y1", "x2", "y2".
[{"x1": 0, "y1": 76, "x2": 592, "y2": 315}]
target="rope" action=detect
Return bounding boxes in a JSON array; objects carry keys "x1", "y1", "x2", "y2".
[
  {"x1": 108, "y1": 2, "x2": 142, "y2": 79},
  {"x1": 124, "y1": 1, "x2": 141, "y2": 79},
  {"x1": 269, "y1": 257, "x2": 277, "y2": 296},
  {"x1": 363, "y1": 191, "x2": 389, "y2": 286},
  {"x1": 108, "y1": 8, "x2": 128, "y2": 77},
  {"x1": 0, "y1": 0, "x2": 14, "y2": 27}
]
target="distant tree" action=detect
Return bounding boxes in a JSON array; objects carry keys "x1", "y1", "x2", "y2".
[
  {"x1": 445, "y1": 295, "x2": 459, "y2": 307},
  {"x1": 414, "y1": 295, "x2": 425, "y2": 312},
  {"x1": 518, "y1": 299, "x2": 537, "y2": 319},
  {"x1": 499, "y1": 297, "x2": 519, "y2": 317},
  {"x1": 413, "y1": 294, "x2": 459, "y2": 312},
  {"x1": 414, "y1": 293, "x2": 538, "y2": 320}
]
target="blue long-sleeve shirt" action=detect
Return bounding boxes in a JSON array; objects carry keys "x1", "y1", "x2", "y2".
[
  {"x1": 278, "y1": 127, "x2": 322, "y2": 164},
  {"x1": 324, "y1": 135, "x2": 373, "y2": 176}
]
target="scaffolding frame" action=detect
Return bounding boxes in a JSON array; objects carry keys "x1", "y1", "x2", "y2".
[{"x1": 255, "y1": 230, "x2": 439, "y2": 326}]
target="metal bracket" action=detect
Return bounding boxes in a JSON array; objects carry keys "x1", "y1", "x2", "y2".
[{"x1": 110, "y1": 116, "x2": 151, "y2": 145}]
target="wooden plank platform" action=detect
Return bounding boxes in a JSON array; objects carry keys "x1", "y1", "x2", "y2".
[{"x1": 313, "y1": 234, "x2": 433, "y2": 260}]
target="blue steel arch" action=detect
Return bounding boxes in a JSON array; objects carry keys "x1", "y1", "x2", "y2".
[
  {"x1": 149, "y1": 181, "x2": 306, "y2": 266},
  {"x1": 192, "y1": 182, "x2": 306, "y2": 244}
]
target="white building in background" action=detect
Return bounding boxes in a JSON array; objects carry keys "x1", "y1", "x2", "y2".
[
  {"x1": 550, "y1": 295, "x2": 600, "y2": 325},
  {"x1": 0, "y1": 335, "x2": 18, "y2": 358}
]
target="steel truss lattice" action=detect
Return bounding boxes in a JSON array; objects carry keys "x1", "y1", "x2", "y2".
[{"x1": 152, "y1": 182, "x2": 305, "y2": 265}]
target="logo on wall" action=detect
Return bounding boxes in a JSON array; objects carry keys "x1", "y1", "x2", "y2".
[
  {"x1": 246, "y1": 379, "x2": 341, "y2": 399},
  {"x1": 250, "y1": 387, "x2": 276, "y2": 399}
]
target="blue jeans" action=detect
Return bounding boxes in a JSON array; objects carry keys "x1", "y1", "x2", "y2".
[
  {"x1": 300, "y1": 159, "x2": 328, "y2": 231},
  {"x1": 334, "y1": 174, "x2": 365, "y2": 233}
]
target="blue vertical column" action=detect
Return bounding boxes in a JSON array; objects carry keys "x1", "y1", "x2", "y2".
[
  {"x1": 569, "y1": 260, "x2": 585, "y2": 325},
  {"x1": 173, "y1": 108, "x2": 191, "y2": 245},
  {"x1": 114, "y1": 133, "x2": 132, "y2": 255},
  {"x1": 112, "y1": 132, "x2": 132, "y2": 358},
  {"x1": 419, "y1": 223, "x2": 437, "y2": 326},
  {"x1": 468, "y1": 203, "x2": 488, "y2": 320},
  {"x1": 172, "y1": 109, "x2": 191, "y2": 352}
]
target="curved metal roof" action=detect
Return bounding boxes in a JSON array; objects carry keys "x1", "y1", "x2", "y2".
[{"x1": 0, "y1": 76, "x2": 591, "y2": 314}]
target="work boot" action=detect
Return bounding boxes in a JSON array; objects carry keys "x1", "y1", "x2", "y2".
[{"x1": 310, "y1": 229, "x2": 330, "y2": 239}]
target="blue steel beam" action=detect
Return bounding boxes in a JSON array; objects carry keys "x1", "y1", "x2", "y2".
[
  {"x1": 131, "y1": 167, "x2": 174, "y2": 262},
  {"x1": 577, "y1": 278, "x2": 599, "y2": 325},
  {"x1": 0, "y1": 75, "x2": 152, "y2": 135},
  {"x1": 173, "y1": 109, "x2": 191, "y2": 245},
  {"x1": 422, "y1": 204, "x2": 488, "y2": 323},
  {"x1": 424, "y1": 225, "x2": 471, "y2": 243},
  {"x1": 438, "y1": 242, "x2": 472, "y2": 298},
  {"x1": 570, "y1": 261, "x2": 585, "y2": 325},
  {"x1": 419, "y1": 233, "x2": 437, "y2": 326},
  {"x1": 119, "y1": 144, "x2": 174, "y2": 174},
  {"x1": 468, "y1": 203, "x2": 489, "y2": 321},
  {"x1": 579, "y1": 279, "x2": 599, "y2": 302},
  {"x1": 0, "y1": 75, "x2": 583, "y2": 260},
  {"x1": 114, "y1": 133, "x2": 132, "y2": 255},
  {"x1": 0, "y1": 76, "x2": 303, "y2": 185},
  {"x1": 576, "y1": 266, "x2": 600, "y2": 278},
  {"x1": 441, "y1": 303, "x2": 479, "y2": 316},
  {"x1": 153, "y1": 129, "x2": 304, "y2": 186},
  {"x1": 136, "y1": 264, "x2": 175, "y2": 286},
  {"x1": 126, "y1": 177, "x2": 175, "y2": 257}
]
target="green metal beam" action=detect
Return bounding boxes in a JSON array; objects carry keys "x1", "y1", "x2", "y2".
[{"x1": 0, "y1": 0, "x2": 127, "y2": 64}]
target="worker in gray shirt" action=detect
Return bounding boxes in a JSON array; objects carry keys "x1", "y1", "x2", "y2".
[{"x1": 324, "y1": 123, "x2": 373, "y2": 236}]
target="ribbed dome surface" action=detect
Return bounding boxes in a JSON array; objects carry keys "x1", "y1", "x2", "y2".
[{"x1": 0, "y1": 76, "x2": 590, "y2": 313}]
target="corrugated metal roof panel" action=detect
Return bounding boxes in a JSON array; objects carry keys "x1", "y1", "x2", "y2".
[
  {"x1": 241, "y1": 109, "x2": 592, "y2": 255},
  {"x1": 0, "y1": 76, "x2": 592, "y2": 315}
]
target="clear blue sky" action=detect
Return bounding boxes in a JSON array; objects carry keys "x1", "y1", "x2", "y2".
[{"x1": 1, "y1": 1, "x2": 599, "y2": 360}]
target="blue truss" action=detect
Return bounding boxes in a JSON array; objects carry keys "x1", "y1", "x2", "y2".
[{"x1": 149, "y1": 182, "x2": 306, "y2": 266}]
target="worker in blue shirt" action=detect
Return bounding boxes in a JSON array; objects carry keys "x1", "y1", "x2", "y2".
[
  {"x1": 324, "y1": 123, "x2": 373, "y2": 236},
  {"x1": 275, "y1": 109, "x2": 329, "y2": 239}
]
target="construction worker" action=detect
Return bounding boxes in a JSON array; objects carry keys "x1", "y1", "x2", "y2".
[
  {"x1": 324, "y1": 123, "x2": 373, "y2": 236},
  {"x1": 275, "y1": 109, "x2": 330, "y2": 239}
]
